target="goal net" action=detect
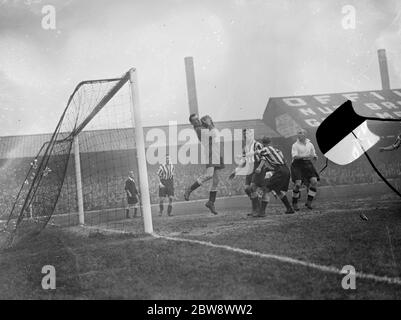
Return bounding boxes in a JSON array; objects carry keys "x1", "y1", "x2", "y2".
[{"x1": 1, "y1": 69, "x2": 153, "y2": 248}]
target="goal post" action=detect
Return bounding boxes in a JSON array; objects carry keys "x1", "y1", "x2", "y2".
[
  {"x1": 74, "y1": 135, "x2": 85, "y2": 225},
  {"x1": 128, "y1": 68, "x2": 153, "y2": 234},
  {"x1": 3, "y1": 67, "x2": 154, "y2": 245},
  {"x1": 71, "y1": 68, "x2": 153, "y2": 233}
]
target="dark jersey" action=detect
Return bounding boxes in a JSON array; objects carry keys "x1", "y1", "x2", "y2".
[{"x1": 125, "y1": 178, "x2": 138, "y2": 197}]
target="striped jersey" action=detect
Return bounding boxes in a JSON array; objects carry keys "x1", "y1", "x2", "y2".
[
  {"x1": 157, "y1": 163, "x2": 174, "y2": 180},
  {"x1": 259, "y1": 146, "x2": 286, "y2": 170},
  {"x1": 242, "y1": 140, "x2": 263, "y2": 162}
]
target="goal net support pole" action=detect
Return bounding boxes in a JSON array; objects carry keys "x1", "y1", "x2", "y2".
[
  {"x1": 129, "y1": 68, "x2": 153, "y2": 234},
  {"x1": 74, "y1": 135, "x2": 85, "y2": 225}
]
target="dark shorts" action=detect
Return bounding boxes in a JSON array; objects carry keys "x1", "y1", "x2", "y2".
[
  {"x1": 127, "y1": 196, "x2": 138, "y2": 205},
  {"x1": 265, "y1": 165, "x2": 291, "y2": 193},
  {"x1": 245, "y1": 173, "x2": 254, "y2": 186},
  {"x1": 291, "y1": 159, "x2": 320, "y2": 183},
  {"x1": 251, "y1": 167, "x2": 267, "y2": 188},
  {"x1": 159, "y1": 179, "x2": 174, "y2": 197}
]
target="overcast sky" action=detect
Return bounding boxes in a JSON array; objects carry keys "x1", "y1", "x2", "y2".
[{"x1": 1, "y1": 0, "x2": 401, "y2": 136}]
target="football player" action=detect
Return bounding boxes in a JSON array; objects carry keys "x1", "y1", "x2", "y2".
[
  {"x1": 184, "y1": 114, "x2": 224, "y2": 215},
  {"x1": 124, "y1": 171, "x2": 140, "y2": 218},
  {"x1": 290, "y1": 129, "x2": 319, "y2": 210},
  {"x1": 255, "y1": 137, "x2": 294, "y2": 216},
  {"x1": 157, "y1": 155, "x2": 175, "y2": 216},
  {"x1": 229, "y1": 128, "x2": 263, "y2": 216}
]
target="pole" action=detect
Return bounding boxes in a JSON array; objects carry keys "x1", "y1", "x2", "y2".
[
  {"x1": 129, "y1": 68, "x2": 153, "y2": 234},
  {"x1": 378, "y1": 49, "x2": 391, "y2": 90},
  {"x1": 74, "y1": 136, "x2": 85, "y2": 225}
]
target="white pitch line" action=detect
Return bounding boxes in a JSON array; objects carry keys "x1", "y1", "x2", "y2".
[
  {"x1": 79, "y1": 225, "x2": 401, "y2": 285},
  {"x1": 153, "y1": 233, "x2": 401, "y2": 286},
  {"x1": 81, "y1": 225, "x2": 135, "y2": 235}
]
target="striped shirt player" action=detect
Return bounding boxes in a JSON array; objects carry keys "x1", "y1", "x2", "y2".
[
  {"x1": 157, "y1": 156, "x2": 174, "y2": 216},
  {"x1": 253, "y1": 136, "x2": 294, "y2": 216},
  {"x1": 229, "y1": 129, "x2": 263, "y2": 216},
  {"x1": 380, "y1": 133, "x2": 401, "y2": 152},
  {"x1": 290, "y1": 129, "x2": 319, "y2": 210}
]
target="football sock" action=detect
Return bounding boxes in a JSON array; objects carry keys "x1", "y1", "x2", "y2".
[
  {"x1": 307, "y1": 187, "x2": 317, "y2": 203},
  {"x1": 251, "y1": 198, "x2": 256, "y2": 211},
  {"x1": 292, "y1": 188, "x2": 300, "y2": 204},
  {"x1": 251, "y1": 196, "x2": 259, "y2": 211},
  {"x1": 209, "y1": 191, "x2": 217, "y2": 203},
  {"x1": 245, "y1": 186, "x2": 252, "y2": 198},
  {"x1": 261, "y1": 200, "x2": 268, "y2": 212},
  {"x1": 190, "y1": 181, "x2": 201, "y2": 192},
  {"x1": 281, "y1": 195, "x2": 292, "y2": 210}
]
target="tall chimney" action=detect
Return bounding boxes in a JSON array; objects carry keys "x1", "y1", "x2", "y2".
[
  {"x1": 378, "y1": 49, "x2": 391, "y2": 90},
  {"x1": 184, "y1": 56, "x2": 199, "y2": 116}
]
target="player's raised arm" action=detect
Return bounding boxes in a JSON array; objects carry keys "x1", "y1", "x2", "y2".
[{"x1": 255, "y1": 158, "x2": 266, "y2": 174}]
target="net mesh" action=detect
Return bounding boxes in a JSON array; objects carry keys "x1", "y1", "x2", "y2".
[{"x1": 1, "y1": 71, "x2": 143, "y2": 247}]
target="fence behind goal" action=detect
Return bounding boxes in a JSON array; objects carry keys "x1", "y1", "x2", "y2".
[{"x1": 1, "y1": 68, "x2": 152, "y2": 248}]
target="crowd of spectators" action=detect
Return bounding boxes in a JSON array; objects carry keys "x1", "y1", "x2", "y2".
[{"x1": 1, "y1": 153, "x2": 400, "y2": 219}]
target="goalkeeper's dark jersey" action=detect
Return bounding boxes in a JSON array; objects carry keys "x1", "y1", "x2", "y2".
[{"x1": 125, "y1": 178, "x2": 138, "y2": 196}]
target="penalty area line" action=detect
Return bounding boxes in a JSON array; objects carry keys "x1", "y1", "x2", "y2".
[{"x1": 152, "y1": 233, "x2": 401, "y2": 286}]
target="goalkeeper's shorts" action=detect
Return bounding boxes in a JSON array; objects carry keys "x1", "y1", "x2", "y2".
[{"x1": 127, "y1": 196, "x2": 138, "y2": 205}]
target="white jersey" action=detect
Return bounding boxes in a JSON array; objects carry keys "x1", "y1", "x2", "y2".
[{"x1": 291, "y1": 138, "x2": 317, "y2": 159}]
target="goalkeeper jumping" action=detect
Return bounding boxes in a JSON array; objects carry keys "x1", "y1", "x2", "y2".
[{"x1": 184, "y1": 114, "x2": 224, "y2": 214}]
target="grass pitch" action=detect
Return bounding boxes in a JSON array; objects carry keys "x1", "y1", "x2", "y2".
[{"x1": 0, "y1": 196, "x2": 400, "y2": 299}]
